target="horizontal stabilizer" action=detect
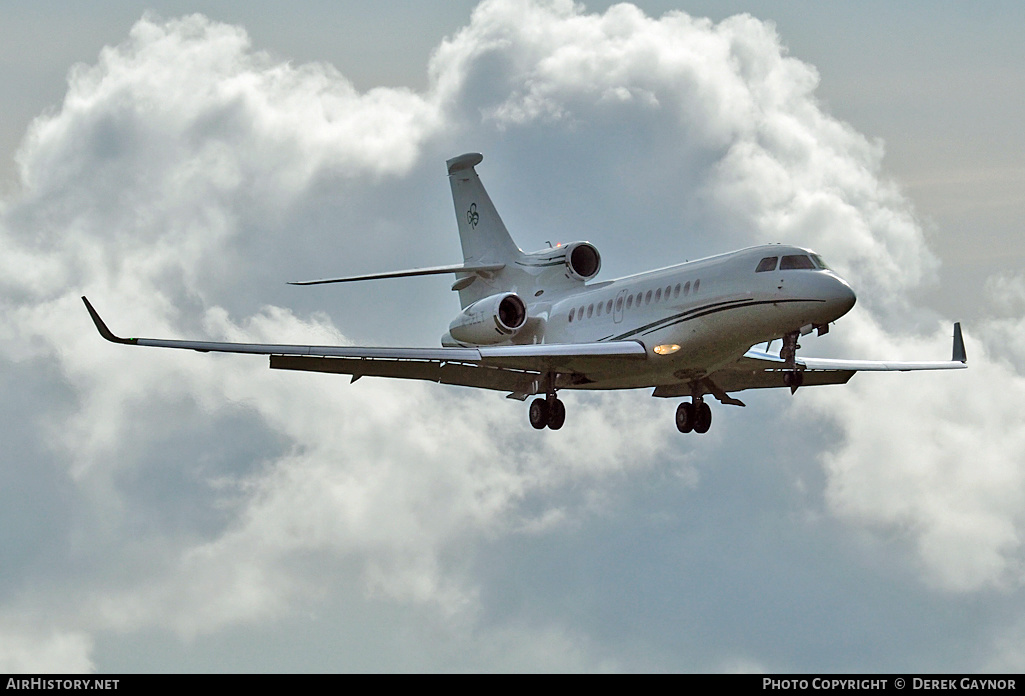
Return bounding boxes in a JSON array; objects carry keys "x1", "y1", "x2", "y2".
[{"x1": 288, "y1": 262, "x2": 505, "y2": 286}]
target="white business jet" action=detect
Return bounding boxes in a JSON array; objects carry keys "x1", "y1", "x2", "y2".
[{"x1": 83, "y1": 152, "x2": 966, "y2": 433}]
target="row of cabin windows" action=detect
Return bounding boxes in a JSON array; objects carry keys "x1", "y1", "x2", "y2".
[
  {"x1": 567, "y1": 279, "x2": 700, "y2": 322},
  {"x1": 755, "y1": 254, "x2": 830, "y2": 273}
]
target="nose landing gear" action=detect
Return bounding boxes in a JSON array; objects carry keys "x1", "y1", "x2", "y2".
[
  {"x1": 780, "y1": 331, "x2": 801, "y2": 365},
  {"x1": 779, "y1": 331, "x2": 806, "y2": 394}
]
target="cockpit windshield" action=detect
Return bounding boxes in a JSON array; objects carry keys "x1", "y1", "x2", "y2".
[
  {"x1": 780, "y1": 254, "x2": 815, "y2": 270},
  {"x1": 756, "y1": 252, "x2": 832, "y2": 273}
]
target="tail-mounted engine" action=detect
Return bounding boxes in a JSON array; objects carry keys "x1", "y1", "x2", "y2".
[
  {"x1": 448, "y1": 292, "x2": 527, "y2": 345},
  {"x1": 564, "y1": 242, "x2": 601, "y2": 281},
  {"x1": 519, "y1": 241, "x2": 602, "y2": 286}
]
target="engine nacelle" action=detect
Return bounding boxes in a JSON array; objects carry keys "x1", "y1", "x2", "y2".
[
  {"x1": 448, "y1": 292, "x2": 528, "y2": 345},
  {"x1": 564, "y1": 242, "x2": 601, "y2": 281}
]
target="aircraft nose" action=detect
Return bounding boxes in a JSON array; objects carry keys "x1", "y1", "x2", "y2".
[{"x1": 829, "y1": 274, "x2": 857, "y2": 318}]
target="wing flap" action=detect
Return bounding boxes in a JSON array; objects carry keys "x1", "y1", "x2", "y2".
[
  {"x1": 652, "y1": 369, "x2": 855, "y2": 398},
  {"x1": 269, "y1": 355, "x2": 534, "y2": 393}
]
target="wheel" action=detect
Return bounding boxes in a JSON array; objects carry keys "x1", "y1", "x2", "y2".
[
  {"x1": 676, "y1": 402, "x2": 695, "y2": 433},
  {"x1": 529, "y1": 398, "x2": 549, "y2": 430},
  {"x1": 547, "y1": 398, "x2": 566, "y2": 430},
  {"x1": 694, "y1": 402, "x2": 712, "y2": 433}
]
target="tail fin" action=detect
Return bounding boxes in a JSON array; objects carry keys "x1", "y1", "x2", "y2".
[
  {"x1": 447, "y1": 153, "x2": 525, "y2": 307},
  {"x1": 448, "y1": 153, "x2": 522, "y2": 265}
]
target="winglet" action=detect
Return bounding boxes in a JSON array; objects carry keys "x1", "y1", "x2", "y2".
[
  {"x1": 953, "y1": 322, "x2": 966, "y2": 363},
  {"x1": 82, "y1": 297, "x2": 135, "y2": 344}
]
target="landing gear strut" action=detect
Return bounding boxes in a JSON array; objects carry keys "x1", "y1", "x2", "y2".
[
  {"x1": 779, "y1": 331, "x2": 805, "y2": 394},
  {"x1": 529, "y1": 374, "x2": 566, "y2": 430},
  {"x1": 676, "y1": 397, "x2": 712, "y2": 434},
  {"x1": 780, "y1": 331, "x2": 801, "y2": 365}
]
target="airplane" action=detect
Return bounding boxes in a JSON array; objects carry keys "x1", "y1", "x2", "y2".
[{"x1": 82, "y1": 152, "x2": 967, "y2": 433}]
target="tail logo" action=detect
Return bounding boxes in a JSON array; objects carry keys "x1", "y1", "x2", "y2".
[{"x1": 466, "y1": 203, "x2": 479, "y2": 229}]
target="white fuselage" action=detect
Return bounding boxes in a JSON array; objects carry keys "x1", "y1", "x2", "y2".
[{"x1": 474, "y1": 244, "x2": 856, "y2": 391}]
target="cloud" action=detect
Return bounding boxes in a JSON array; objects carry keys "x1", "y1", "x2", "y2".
[
  {"x1": 0, "y1": 629, "x2": 94, "y2": 674},
  {"x1": 804, "y1": 315, "x2": 1025, "y2": 592},
  {"x1": 2, "y1": 0, "x2": 1024, "y2": 672}
]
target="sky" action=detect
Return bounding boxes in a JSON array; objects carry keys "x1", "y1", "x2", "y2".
[{"x1": 1, "y1": 0, "x2": 1025, "y2": 673}]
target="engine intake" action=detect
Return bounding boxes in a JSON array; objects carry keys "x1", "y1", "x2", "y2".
[
  {"x1": 448, "y1": 292, "x2": 527, "y2": 345},
  {"x1": 565, "y1": 242, "x2": 601, "y2": 281}
]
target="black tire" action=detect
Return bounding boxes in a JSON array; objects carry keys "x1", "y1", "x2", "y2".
[
  {"x1": 529, "y1": 398, "x2": 549, "y2": 430},
  {"x1": 676, "y1": 402, "x2": 695, "y2": 433},
  {"x1": 694, "y1": 402, "x2": 712, "y2": 433},
  {"x1": 548, "y1": 398, "x2": 566, "y2": 430}
]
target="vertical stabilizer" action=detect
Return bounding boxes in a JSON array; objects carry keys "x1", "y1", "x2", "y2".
[
  {"x1": 447, "y1": 153, "x2": 524, "y2": 306},
  {"x1": 448, "y1": 153, "x2": 522, "y2": 264}
]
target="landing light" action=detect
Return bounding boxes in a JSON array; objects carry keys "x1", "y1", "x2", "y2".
[{"x1": 654, "y1": 344, "x2": 681, "y2": 356}]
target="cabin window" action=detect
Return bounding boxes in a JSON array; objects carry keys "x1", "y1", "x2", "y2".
[
  {"x1": 587, "y1": 304, "x2": 593, "y2": 318},
  {"x1": 606, "y1": 300, "x2": 613, "y2": 313},
  {"x1": 627, "y1": 295, "x2": 634, "y2": 309},
  {"x1": 645, "y1": 290, "x2": 652, "y2": 304},
  {"x1": 694, "y1": 279, "x2": 701, "y2": 293},
  {"x1": 616, "y1": 296, "x2": 624, "y2": 311},
  {"x1": 684, "y1": 281, "x2": 690, "y2": 295},
  {"x1": 655, "y1": 288, "x2": 662, "y2": 302},
  {"x1": 780, "y1": 254, "x2": 815, "y2": 270},
  {"x1": 756, "y1": 256, "x2": 778, "y2": 272},
  {"x1": 596, "y1": 302, "x2": 603, "y2": 316},
  {"x1": 569, "y1": 308, "x2": 575, "y2": 322},
  {"x1": 674, "y1": 283, "x2": 681, "y2": 298}
]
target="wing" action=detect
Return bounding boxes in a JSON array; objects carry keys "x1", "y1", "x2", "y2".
[
  {"x1": 741, "y1": 322, "x2": 966, "y2": 372},
  {"x1": 652, "y1": 323, "x2": 966, "y2": 403},
  {"x1": 82, "y1": 297, "x2": 647, "y2": 398}
]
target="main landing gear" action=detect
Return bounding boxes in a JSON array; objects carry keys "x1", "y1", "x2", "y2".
[
  {"x1": 529, "y1": 373, "x2": 566, "y2": 431},
  {"x1": 529, "y1": 395, "x2": 566, "y2": 430},
  {"x1": 676, "y1": 397, "x2": 712, "y2": 434}
]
